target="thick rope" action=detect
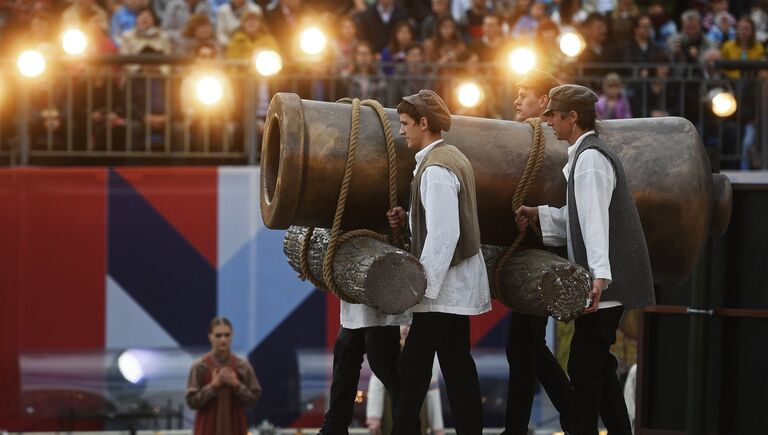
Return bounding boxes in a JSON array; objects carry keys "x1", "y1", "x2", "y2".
[
  {"x1": 299, "y1": 98, "x2": 401, "y2": 301},
  {"x1": 492, "y1": 118, "x2": 547, "y2": 294}
]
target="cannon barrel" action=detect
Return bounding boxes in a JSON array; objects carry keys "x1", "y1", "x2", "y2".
[{"x1": 260, "y1": 93, "x2": 732, "y2": 289}]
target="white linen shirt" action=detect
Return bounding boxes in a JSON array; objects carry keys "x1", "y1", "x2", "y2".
[
  {"x1": 340, "y1": 301, "x2": 411, "y2": 329},
  {"x1": 408, "y1": 140, "x2": 492, "y2": 316},
  {"x1": 538, "y1": 130, "x2": 621, "y2": 309}
]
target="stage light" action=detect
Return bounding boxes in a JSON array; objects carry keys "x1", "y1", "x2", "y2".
[
  {"x1": 300, "y1": 27, "x2": 327, "y2": 55},
  {"x1": 559, "y1": 31, "x2": 585, "y2": 57},
  {"x1": 17, "y1": 50, "x2": 46, "y2": 77},
  {"x1": 709, "y1": 88, "x2": 737, "y2": 118},
  {"x1": 62, "y1": 28, "x2": 88, "y2": 56},
  {"x1": 117, "y1": 350, "x2": 144, "y2": 384},
  {"x1": 254, "y1": 50, "x2": 283, "y2": 76},
  {"x1": 457, "y1": 82, "x2": 482, "y2": 108},
  {"x1": 195, "y1": 74, "x2": 224, "y2": 106},
  {"x1": 508, "y1": 48, "x2": 536, "y2": 75}
]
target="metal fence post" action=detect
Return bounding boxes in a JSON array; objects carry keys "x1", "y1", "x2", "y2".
[
  {"x1": 18, "y1": 84, "x2": 31, "y2": 165},
  {"x1": 245, "y1": 75, "x2": 259, "y2": 166}
]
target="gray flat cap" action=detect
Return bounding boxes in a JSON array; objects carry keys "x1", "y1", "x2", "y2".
[
  {"x1": 402, "y1": 89, "x2": 452, "y2": 132},
  {"x1": 542, "y1": 84, "x2": 599, "y2": 116}
]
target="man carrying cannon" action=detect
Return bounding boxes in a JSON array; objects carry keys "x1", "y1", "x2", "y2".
[
  {"x1": 515, "y1": 84, "x2": 655, "y2": 435},
  {"x1": 387, "y1": 89, "x2": 491, "y2": 435}
]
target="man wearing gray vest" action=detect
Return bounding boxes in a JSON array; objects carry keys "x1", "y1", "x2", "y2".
[
  {"x1": 386, "y1": 89, "x2": 491, "y2": 435},
  {"x1": 515, "y1": 84, "x2": 655, "y2": 435}
]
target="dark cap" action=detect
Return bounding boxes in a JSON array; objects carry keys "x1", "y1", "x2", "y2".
[
  {"x1": 402, "y1": 89, "x2": 452, "y2": 132},
  {"x1": 542, "y1": 84, "x2": 599, "y2": 116},
  {"x1": 516, "y1": 69, "x2": 561, "y2": 96}
]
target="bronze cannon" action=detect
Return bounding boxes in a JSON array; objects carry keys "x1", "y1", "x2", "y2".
[{"x1": 260, "y1": 93, "x2": 732, "y2": 289}]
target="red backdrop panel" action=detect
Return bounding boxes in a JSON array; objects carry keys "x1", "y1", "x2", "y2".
[{"x1": 0, "y1": 168, "x2": 107, "y2": 430}]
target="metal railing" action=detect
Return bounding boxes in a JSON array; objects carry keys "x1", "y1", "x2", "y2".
[{"x1": 0, "y1": 57, "x2": 764, "y2": 169}]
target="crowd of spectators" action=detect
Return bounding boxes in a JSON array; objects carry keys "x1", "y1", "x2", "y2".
[{"x1": 0, "y1": 0, "x2": 766, "y2": 165}]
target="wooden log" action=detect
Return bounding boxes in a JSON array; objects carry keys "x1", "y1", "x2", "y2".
[
  {"x1": 482, "y1": 246, "x2": 591, "y2": 321},
  {"x1": 283, "y1": 226, "x2": 426, "y2": 315}
]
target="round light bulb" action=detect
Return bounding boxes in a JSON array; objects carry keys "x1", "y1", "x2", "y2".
[
  {"x1": 508, "y1": 48, "x2": 536, "y2": 75},
  {"x1": 559, "y1": 31, "x2": 585, "y2": 58},
  {"x1": 117, "y1": 351, "x2": 144, "y2": 384},
  {"x1": 711, "y1": 91, "x2": 737, "y2": 118},
  {"x1": 17, "y1": 50, "x2": 46, "y2": 77},
  {"x1": 457, "y1": 82, "x2": 482, "y2": 108},
  {"x1": 254, "y1": 50, "x2": 283, "y2": 76},
  {"x1": 300, "y1": 27, "x2": 327, "y2": 55},
  {"x1": 62, "y1": 28, "x2": 88, "y2": 56},
  {"x1": 195, "y1": 75, "x2": 224, "y2": 106}
]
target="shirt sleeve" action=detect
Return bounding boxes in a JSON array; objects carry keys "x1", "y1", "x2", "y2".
[
  {"x1": 573, "y1": 149, "x2": 616, "y2": 285},
  {"x1": 233, "y1": 360, "x2": 262, "y2": 406},
  {"x1": 538, "y1": 205, "x2": 568, "y2": 247},
  {"x1": 185, "y1": 361, "x2": 218, "y2": 409},
  {"x1": 419, "y1": 166, "x2": 461, "y2": 299},
  {"x1": 366, "y1": 373, "x2": 386, "y2": 419}
]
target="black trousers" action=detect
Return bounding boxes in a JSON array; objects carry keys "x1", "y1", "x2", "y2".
[
  {"x1": 392, "y1": 312, "x2": 483, "y2": 435},
  {"x1": 503, "y1": 312, "x2": 572, "y2": 435},
  {"x1": 320, "y1": 326, "x2": 401, "y2": 435},
  {"x1": 568, "y1": 306, "x2": 632, "y2": 435}
]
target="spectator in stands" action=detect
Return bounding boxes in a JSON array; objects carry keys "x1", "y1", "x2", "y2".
[
  {"x1": 120, "y1": 7, "x2": 171, "y2": 57},
  {"x1": 608, "y1": 0, "x2": 639, "y2": 45},
  {"x1": 643, "y1": 52, "x2": 677, "y2": 117},
  {"x1": 582, "y1": 0, "x2": 613, "y2": 16},
  {"x1": 507, "y1": 0, "x2": 531, "y2": 33},
  {"x1": 721, "y1": 16, "x2": 766, "y2": 78},
  {"x1": 511, "y1": 0, "x2": 547, "y2": 39},
  {"x1": 343, "y1": 41, "x2": 387, "y2": 101},
  {"x1": 702, "y1": 0, "x2": 729, "y2": 32},
  {"x1": 668, "y1": 9, "x2": 716, "y2": 64},
  {"x1": 225, "y1": 10, "x2": 278, "y2": 60},
  {"x1": 61, "y1": 0, "x2": 109, "y2": 29},
  {"x1": 355, "y1": 0, "x2": 411, "y2": 53},
  {"x1": 187, "y1": 317, "x2": 262, "y2": 435},
  {"x1": 468, "y1": 13, "x2": 508, "y2": 68},
  {"x1": 264, "y1": 0, "x2": 307, "y2": 61},
  {"x1": 216, "y1": 0, "x2": 262, "y2": 47},
  {"x1": 423, "y1": 15, "x2": 466, "y2": 66},
  {"x1": 381, "y1": 21, "x2": 416, "y2": 74},
  {"x1": 331, "y1": 14, "x2": 359, "y2": 75},
  {"x1": 126, "y1": 47, "x2": 170, "y2": 148},
  {"x1": 620, "y1": 15, "x2": 660, "y2": 74},
  {"x1": 576, "y1": 13, "x2": 613, "y2": 79},
  {"x1": 707, "y1": 11, "x2": 736, "y2": 45},
  {"x1": 751, "y1": 1, "x2": 768, "y2": 44},
  {"x1": 162, "y1": 0, "x2": 211, "y2": 54},
  {"x1": 403, "y1": 0, "x2": 432, "y2": 26},
  {"x1": 552, "y1": 0, "x2": 588, "y2": 27},
  {"x1": 111, "y1": 0, "x2": 148, "y2": 47},
  {"x1": 534, "y1": 18, "x2": 562, "y2": 73},
  {"x1": 722, "y1": 16, "x2": 765, "y2": 169},
  {"x1": 419, "y1": 0, "x2": 450, "y2": 41},
  {"x1": 397, "y1": 44, "x2": 436, "y2": 99},
  {"x1": 596, "y1": 72, "x2": 632, "y2": 119},
  {"x1": 183, "y1": 12, "x2": 217, "y2": 55},
  {"x1": 647, "y1": 2, "x2": 677, "y2": 50},
  {"x1": 27, "y1": 8, "x2": 56, "y2": 52},
  {"x1": 464, "y1": 0, "x2": 491, "y2": 41}
]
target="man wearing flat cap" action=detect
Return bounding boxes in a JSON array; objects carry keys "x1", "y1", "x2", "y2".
[
  {"x1": 503, "y1": 69, "x2": 574, "y2": 435},
  {"x1": 515, "y1": 84, "x2": 655, "y2": 435},
  {"x1": 386, "y1": 89, "x2": 491, "y2": 435}
]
